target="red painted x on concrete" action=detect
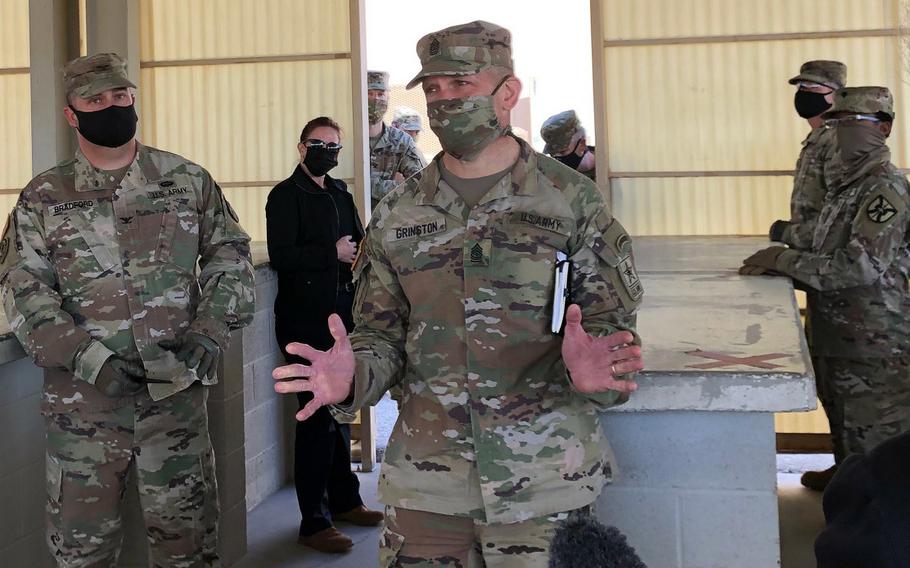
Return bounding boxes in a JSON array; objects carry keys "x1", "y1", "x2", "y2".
[{"x1": 685, "y1": 349, "x2": 790, "y2": 370}]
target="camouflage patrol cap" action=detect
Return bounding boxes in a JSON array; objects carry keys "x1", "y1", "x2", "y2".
[
  {"x1": 824, "y1": 86, "x2": 894, "y2": 120},
  {"x1": 367, "y1": 70, "x2": 389, "y2": 91},
  {"x1": 540, "y1": 110, "x2": 581, "y2": 155},
  {"x1": 63, "y1": 52, "x2": 136, "y2": 98},
  {"x1": 789, "y1": 60, "x2": 847, "y2": 91},
  {"x1": 391, "y1": 106, "x2": 422, "y2": 131},
  {"x1": 406, "y1": 20, "x2": 513, "y2": 89}
]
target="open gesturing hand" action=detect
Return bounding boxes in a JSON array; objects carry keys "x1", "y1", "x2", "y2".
[
  {"x1": 272, "y1": 314, "x2": 356, "y2": 421},
  {"x1": 561, "y1": 304, "x2": 643, "y2": 394}
]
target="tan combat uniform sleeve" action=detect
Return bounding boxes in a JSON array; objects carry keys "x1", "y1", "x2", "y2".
[
  {"x1": 335, "y1": 225, "x2": 409, "y2": 415},
  {"x1": 0, "y1": 199, "x2": 114, "y2": 383},
  {"x1": 777, "y1": 180, "x2": 909, "y2": 290},
  {"x1": 567, "y1": 189, "x2": 643, "y2": 408},
  {"x1": 187, "y1": 173, "x2": 255, "y2": 348}
]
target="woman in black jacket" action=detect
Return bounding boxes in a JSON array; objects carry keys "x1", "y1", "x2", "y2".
[{"x1": 265, "y1": 116, "x2": 381, "y2": 554}]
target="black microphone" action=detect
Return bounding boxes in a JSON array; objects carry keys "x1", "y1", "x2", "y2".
[{"x1": 548, "y1": 516, "x2": 647, "y2": 568}]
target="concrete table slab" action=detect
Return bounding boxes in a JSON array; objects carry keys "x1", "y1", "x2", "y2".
[{"x1": 598, "y1": 236, "x2": 816, "y2": 568}]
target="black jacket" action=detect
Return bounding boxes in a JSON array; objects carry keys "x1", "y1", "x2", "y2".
[
  {"x1": 815, "y1": 431, "x2": 910, "y2": 568},
  {"x1": 266, "y1": 165, "x2": 364, "y2": 351}
]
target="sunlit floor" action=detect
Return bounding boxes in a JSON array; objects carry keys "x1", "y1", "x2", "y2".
[{"x1": 236, "y1": 455, "x2": 833, "y2": 568}]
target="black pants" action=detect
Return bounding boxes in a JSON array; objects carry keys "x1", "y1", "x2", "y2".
[{"x1": 283, "y1": 288, "x2": 363, "y2": 536}]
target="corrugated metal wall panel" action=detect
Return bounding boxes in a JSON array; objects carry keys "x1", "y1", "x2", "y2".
[
  {"x1": 0, "y1": 0, "x2": 31, "y2": 225},
  {"x1": 605, "y1": 36, "x2": 896, "y2": 172},
  {"x1": 604, "y1": 0, "x2": 889, "y2": 40},
  {"x1": 222, "y1": 186, "x2": 270, "y2": 242},
  {"x1": 139, "y1": 60, "x2": 353, "y2": 184},
  {"x1": 139, "y1": 0, "x2": 357, "y2": 244},
  {"x1": 0, "y1": 0, "x2": 30, "y2": 68},
  {"x1": 775, "y1": 405, "x2": 830, "y2": 434},
  {"x1": 140, "y1": 0, "x2": 351, "y2": 61},
  {"x1": 0, "y1": 74, "x2": 32, "y2": 192},
  {"x1": 612, "y1": 176, "x2": 791, "y2": 235}
]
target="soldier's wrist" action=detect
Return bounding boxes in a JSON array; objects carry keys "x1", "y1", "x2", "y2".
[{"x1": 74, "y1": 341, "x2": 117, "y2": 385}]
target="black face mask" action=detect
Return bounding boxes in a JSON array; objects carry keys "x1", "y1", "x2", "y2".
[
  {"x1": 303, "y1": 147, "x2": 339, "y2": 177},
  {"x1": 69, "y1": 104, "x2": 138, "y2": 148},
  {"x1": 555, "y1": 139, "x2": 584, "y2": 170},
  {"x1": 794, "y1": 90, "x2": 831, "y2": 119}
]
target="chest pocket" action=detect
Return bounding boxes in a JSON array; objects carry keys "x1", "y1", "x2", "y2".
[
  {"x1": 142, "y1": 182, "x2": 200, "y2": 269},
  {"x1": 385, "y1": 215, "x2": 454, "y2": 273},
  {"x1": 495, "y1": 212, "x2": 572, "y2": 304},
  {"x1": 47, "y1": 204, "x2": 119, "y2": 294}
]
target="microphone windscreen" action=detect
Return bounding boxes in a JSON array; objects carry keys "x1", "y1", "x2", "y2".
[{"x1": 548, "y1": 516, "x2": 647, "y2": 568}]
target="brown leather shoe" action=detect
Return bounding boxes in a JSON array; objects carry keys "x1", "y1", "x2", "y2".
[
  {"x1": 801, "y1": 465, "x2": 838, "y2": 492},
  {"x1": 334, "y1": 505, "x2": 384, "y2": 527},
  {"x1": 298, "y1": 526, "x2": 353, "y2": 553}
]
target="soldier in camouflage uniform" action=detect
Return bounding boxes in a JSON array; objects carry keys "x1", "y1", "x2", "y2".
[
  {"x1": 274, "y1": 21, "x2": 644, "y2": 567},
  {"x1": 390, "y1": 106, "x2": 423, "y2": 141},
  {"x1": 742, "y1": 60, "x2": 846, "y2": 490},
  {"x1": 540, "y1": 110, "x2": 597, "y2": 182},
  {"x1": 767, "y1": 60, "x2": 846, "y2": 249},
  {"x1": 741, "y1": 87, "x2": 910, "y2": 491},
  {"x1": 0, "y1": 53, "x2": 255, "y2": 566},
  {"x1": 368, "y1": 70, "x2": 427, "y2": 209}
]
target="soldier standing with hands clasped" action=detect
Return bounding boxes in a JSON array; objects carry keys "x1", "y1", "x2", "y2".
[
  {"x1": 274, "y1": 21, "x2": 644, "y2": 567},
  {"x1": 0, "y1": 53, "x2": 254, "y2": 567}
]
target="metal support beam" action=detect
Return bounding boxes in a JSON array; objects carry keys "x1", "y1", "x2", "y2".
[{"x1": 28, "y1": 0, "x2": 80, "y2": 174}]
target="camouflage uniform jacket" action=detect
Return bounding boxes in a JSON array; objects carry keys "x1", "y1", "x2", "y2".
[
  {"x1": 0, "y1": 144, "x2": 255, "y2": 401},
  {"x1": 340, "y1": 137, "x2": 642, "y2": 524},
  {"x1": 776, "y1": 148, "x2": 910, "y2": 358},
  {"x1": 781, "y1": 127, "x2": 836, "y2": 250},
  {"x1": 370, "y1": 123, "x2": 426, "y2": 208}
]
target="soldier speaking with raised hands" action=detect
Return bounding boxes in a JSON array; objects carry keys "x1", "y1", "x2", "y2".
[{"x1": 274, "y1": 21, "x2": 644, "y2": 567}]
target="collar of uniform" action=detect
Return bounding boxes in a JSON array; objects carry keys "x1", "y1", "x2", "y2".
[
  {"x1": 476, "y1": 135, "x2": 536, "y2": 207},
  {"x1": 415, "y1": 134, "x2": 537, "y2": 209},
  {"x1": 803, "y1": 126, "x2": 826, "y2": 147},
  {"x1": 371, "y1": 123, "x2": 391, "y2": 150},
  {"x1": 414, "y1": 155, "x2": 448, "y2": 207},
  {"x1": 73, "y1": 142, "x2": 162, "y2": 192}
]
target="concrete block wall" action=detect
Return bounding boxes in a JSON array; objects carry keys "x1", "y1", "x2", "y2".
[
  {"x1": 243, "y1": 264, "x2": 296, "y2": 512},
  {"x1": 598, "y1": 411, "x2": 780, "y2": 568},
  {"x1": 0, "y1": 356, "x2": 50, "y2": 567}
]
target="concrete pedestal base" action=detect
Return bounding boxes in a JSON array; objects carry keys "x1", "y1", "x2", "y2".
[{"x1": 599, "y1": 411, "x2": 780, "y2": 568}]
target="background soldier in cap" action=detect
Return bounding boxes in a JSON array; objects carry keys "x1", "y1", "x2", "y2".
[
  {"x1": 274, "y1": 20, "x2": 644, "y2": 567},
  {"x1": 743, "y1": 60, "x2": 847, "y2": 490},
  {"x1": 767, "y1": 60, "x2": 847, "y2": 249},
  {"x1": 390, "y1": 106, "x2": 423, "y2": 142},
  {"x1": 0, "y1": 53, "x2": 255, "y2": 566},
  {"x1": 741, "y1": 86, "x2": 910, "y2": 491},
  {"x1": 368, "y1": 70, "x2": 427, "y2": 209},
  {"x1": 541, "y1": 110, "x2": 597, "y2": 181}
]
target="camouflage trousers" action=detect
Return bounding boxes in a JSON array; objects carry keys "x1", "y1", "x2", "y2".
[
  {"x1": 814, "y1": 356, "x2": 910, "y2": 463},
  {"x1": 379, "y1": 505, "x2": 589, "y2": 568},
  {"x1": 44, "y1": 382, "x2": 219, "y2": 567}
]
